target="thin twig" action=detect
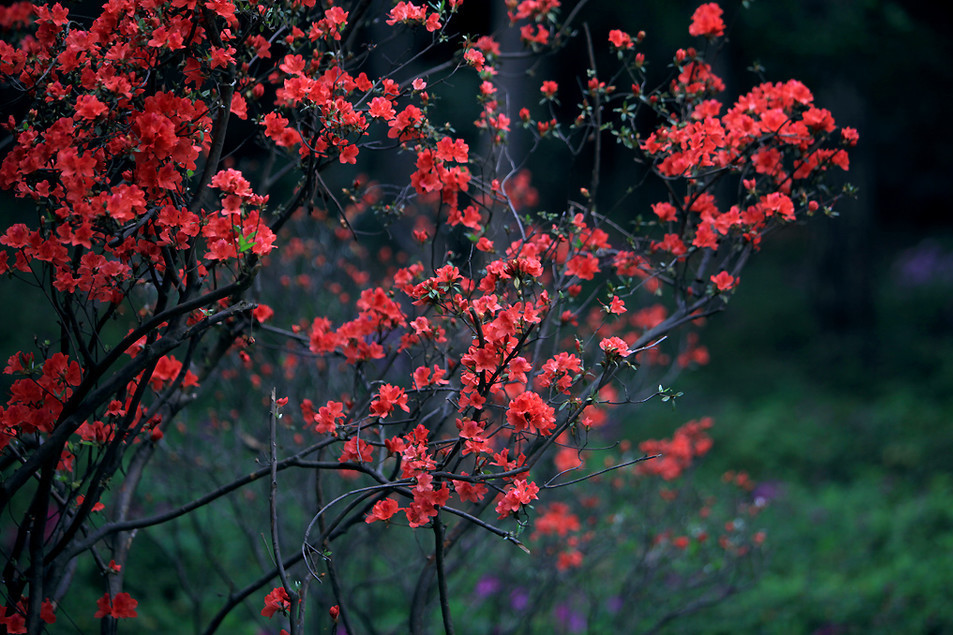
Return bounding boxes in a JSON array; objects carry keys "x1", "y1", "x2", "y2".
[
  {"x1": 433, "y1": 516, "x2": 455, "y2": 635},
  {"x1": 269, "y1": 388, "x2": 298, "y2": 632},
  {"x1": 543, "y1": 454, "x2": 661, "y2": 489}
]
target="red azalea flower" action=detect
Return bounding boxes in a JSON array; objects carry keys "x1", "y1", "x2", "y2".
[
  {"x1": 261, "y1": 587, "x2": 291, "y2": 618},
  {"x1": 689, "y1": 3, "x2": 725, "y2": 38},
  {"x1": 608, "y1": 29, "x2": 634, "y2": 50}
]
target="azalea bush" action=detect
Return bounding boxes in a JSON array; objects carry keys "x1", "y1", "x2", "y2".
[
  {"x1": 0, "y1": 0, "x2": 854, "y2": 632},
  {"x1": 450, "y1": 420, "x2": 771, "y2": 634}
]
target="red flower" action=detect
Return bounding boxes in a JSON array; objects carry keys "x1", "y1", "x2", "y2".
[
  {"x1": 689, "y1": 3, "x2": 725, "y2": 38},
  {"x1": 388, "y1": 104, "x2": 424, "y2": 140},
  {"x1": 599, "y1": 336, "x2": 632, "y2": 360},
  {"x1": 209, "y1": 45, "x2": 236, "y2": 69},
  {"x1": 761, "y1": 192, "x2": 795, "y2": 221},
  {"x1": 75, "y1": 494, "x2": 105, "y2": 511},
  {"x1": 534, "y1": 502, "x2": 581, "y2": 537},
  {"x1": 413, "y1": 364, "x2": 449, "y2": 387},
  {"x1": 313, "y1": 400, "x2": 343, "y2": 433},
  {"x1": 338, "y1": 437, "x2": 373, "y2": 463},
  {"x1": 111, "y1": 593, "x2": 138, "y2": 619},
  {"x1": 606, "y1": 295, "x2": 626, "y2": 315},
  {"x1": 368, "y1": 96, "x2": 396, "y2": 120},
  {"x1": 252, "y1": 303, "x2": 274, "y2": 323},
  {"x1": 638, "y1": 418, "x2": 714, "y2": 479},
  {"x1": 370, "y1": 384, "x2": 409, "y2": 419},
  {"x1": 506, "y1": 392, "x2": 556, "y2": 436},
  {"x1": 520, "y1": 24, "x2": 549, "y2": 45},
  {"x1": 453, "y1": 476, "x2": 488, "y2": 503},
  {"x1": 261, "y1": 587, "x2": 291, "y2": 618},
  {"x1": 0, "y1": 604, "x2": 25, "y2": 633},
  {"x1": 565, "y1": 253, "x2": 599, "y2": 280},
  {"x1": 495, "y1": 478, "x2": 540, "y2": 518},
  {"x1": 435, "y1": 136, "x2": 469, "y2": 163},
  {"x1": 94, "y1": 592, "x2": 138, "y2": 619},
  {"x1": 365, "y1": 498, "x2": 400, "y2": 523},
  {"x1": 75, "y1": 94, "x2": 107, "y2": 120},
  {"x1": 538, "y1": 352, "x2": 582, "y2": 394},
  {"x1": 608, "y1": 29, "x2": 634, "y2": 50},
  {"x1": 463, "y1": 49, "x2": 485, "y2": 71},
  {"x1": 557, "y1": 549, "x2": 583, "y2": 570},
  {"x1": 652, "y1": 201, "x2": 678, "y2": 222},
  {"x1": 229, "y1": 93, "x2": 247, "y2": 119},
  {"x1": 386, "y1": 2, "x2": 426, "y2": 26},
  {"x1": 654, "y1": 233, "x2": 688, "y2": 257},
  {"x1": 326, "y1": 6, "x2": 349, "y2": 27},
  {"x1": 710, "y1": 271, "x2": 736, "y2": 291},
  {"x1": 41, "y1": 599, "x2": 56, "y2": 625}
]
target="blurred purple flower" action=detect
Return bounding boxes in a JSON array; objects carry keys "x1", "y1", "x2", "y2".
[
  {"x1": 510, "y1": 587, "x2": 529, "y2": 612},
  {"x1": 474, "y1": 575, "x2": 501, "y2": 599},
  {"x1": 554, "y1": 604, "x2": 587, "y2": 633},
  {"x1": 894, "y1": 239, "x2": 953, "y2": 287},
  {"x1": 752, "y1": 480, "x2": 785, "y2": 506}
]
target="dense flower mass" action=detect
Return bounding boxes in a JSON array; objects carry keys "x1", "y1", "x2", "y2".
[{"x1": 0, "y1": 0, "x2": 853, "y2": 630}]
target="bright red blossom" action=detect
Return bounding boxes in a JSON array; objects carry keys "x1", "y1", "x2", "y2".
[
  {"x1": 506, "y1": 392, "x2": 556, "y2": 436},
  {"x1": 94, "y1": 592, "x2": 138, "y2": 619},
  {"x1": 652, "y1": 201, "x2": 678, "y2": 222},
  {"x1": 339, "y1": 437, "x2": 374, "y2": 463},
  {"x1": 314, "y1": 400, "x2": 345, "y2": 433},
  {"x1": 370, "y1": 384, "x2": 410, "y2": 418},
  {"x1": 566, "y1": 253, "x2": 600, "y2": 280},
  {"x1": 495, "y1": 479, "x2": 540, "y2": 518},
  {"x1": 261, "y1": 587, "x2": 291, "y2": 618},
  {"x1": 711, "y1": 271, "x2": 737, "y2": 291},
  {"x1": 689, "y1": 2, "x2": 725, "y2": 38},
  {"x1": 600, "y1": 336, "x2": 632, "y2": 359},
  {"x1": 608, "y1": 29, "x2": 634, "y2": 49},
  {"x1": 74, "y1": 94, "x2": 107, "y2": 120},
  {"x1": 607, "y1": 295, "x2": 626, "y2": 315},
  {"x1": 540, "y1": 80, "x2": 558, "y2": 98},
  {"x1": 366, "y1": 498, "x2": 400, "y2": 523}
]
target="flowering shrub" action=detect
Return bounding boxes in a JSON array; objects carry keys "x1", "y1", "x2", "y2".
[
  {"x1": 466, "y1": 424, "x2": 769, "y2": 634},
  {"x1": 0, "y1": 0, "x2": 854, "y2": 632}
]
